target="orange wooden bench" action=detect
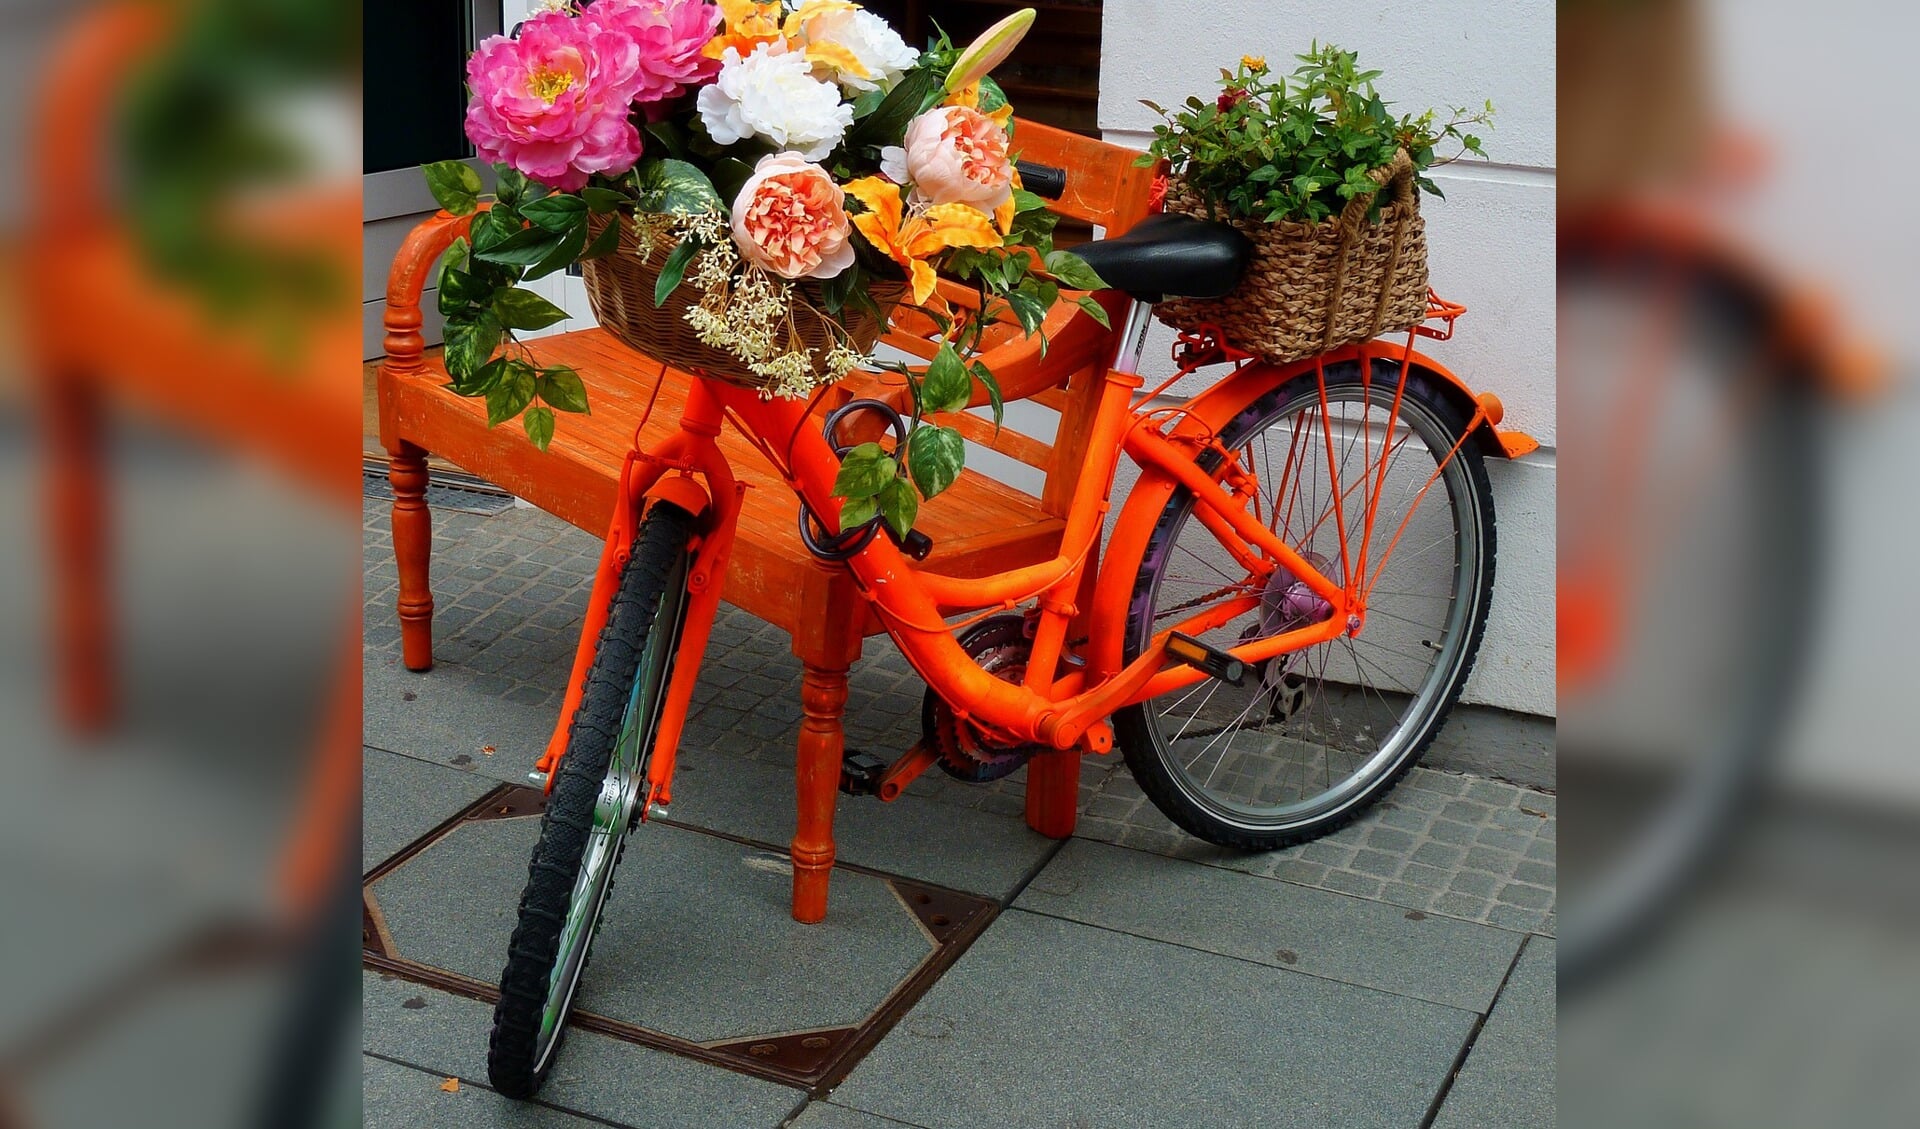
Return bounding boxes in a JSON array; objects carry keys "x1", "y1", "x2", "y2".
[{"x1": 377, "y1": 121, "x2": 1155, "y2": 917}]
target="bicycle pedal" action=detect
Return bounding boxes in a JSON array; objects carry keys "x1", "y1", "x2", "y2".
[
  {"x1": 839, "y1": 749, "x2": 887, "y2": 796},
  {"x1": 1166, "y1": 631, "x2": 1247, "y2": 686}
]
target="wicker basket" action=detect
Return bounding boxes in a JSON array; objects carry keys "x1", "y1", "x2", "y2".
[
  {"x1": 581, "y1": 212, "x2": 899, "y2": 392},
  {"x1": 1155, "y1": 149, "x2": 1429, "y2": 364}
]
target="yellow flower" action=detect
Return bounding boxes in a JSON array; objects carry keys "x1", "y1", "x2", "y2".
[
  {"x1": 1242, "y1": 55, "x2": 1267, "y2": 71},
  {"x1": 704, "y1": 0, "x2": 791, "y2": 60},
  {"x1": 842, "y1": 177, "x2": 1002, "y2": 305}
]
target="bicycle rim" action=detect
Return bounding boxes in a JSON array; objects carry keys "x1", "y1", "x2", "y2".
[
  {"x1": 532, "y1": 545, "x2": 689, "y2": 1072},
  {"x1": 1124, "y1": 368, "x2": 1490, "y2": 837}
]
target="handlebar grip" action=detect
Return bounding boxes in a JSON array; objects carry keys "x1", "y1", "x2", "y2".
[
  {"x1": 895, "y1": 527, "x2": 934, "y2": 561},
  {"x1": 1016, "y1": 160, "x2": 1067, "y2": 201}
]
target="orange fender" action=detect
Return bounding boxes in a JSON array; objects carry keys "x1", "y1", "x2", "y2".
[{"x1": 1088, "y1": 341, "x2": 1535, "y2": 678}]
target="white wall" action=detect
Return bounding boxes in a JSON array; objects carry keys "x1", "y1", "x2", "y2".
[{"x1": 1098, "y1": 0, "x2": 1556, "y2": 716}]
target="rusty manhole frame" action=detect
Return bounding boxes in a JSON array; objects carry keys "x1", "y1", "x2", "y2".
[{"x1": 364, "y1": 783, "x2": 998, "y2": 1093}]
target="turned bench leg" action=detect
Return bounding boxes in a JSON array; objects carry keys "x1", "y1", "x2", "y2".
[
  {"x1": 1025, "y1": 750, "x2": 1082, "y2": 839},
  {"x1": 790, "y1": 660, "x2": 848, "y2": 924},
  {"x1": 44, "y1": 374, "x2": 111, "y2": 733},
  {"x1": 388, "y1": 441, "x2": 435, "y2": 671}
]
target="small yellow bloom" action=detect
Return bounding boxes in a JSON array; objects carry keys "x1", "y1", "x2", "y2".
[
  {"x1": 943, "y1": 81, "x2": 1014, "y2": 130},
  {"x1": 1242, "y1": 55, "x2": 1267, "y2": 71}
]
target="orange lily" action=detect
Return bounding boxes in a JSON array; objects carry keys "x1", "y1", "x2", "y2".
[
  {"x1": 843, "y1": 177, "x2": 1003, "y2": 305},
  {"x1": 704, "y1": 0, "x2": 789, "y2": 60}
]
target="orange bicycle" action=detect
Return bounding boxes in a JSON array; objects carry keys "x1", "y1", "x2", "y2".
[{"x1": 485, "y1": 165, "x2": 1536, "y2": 1097}]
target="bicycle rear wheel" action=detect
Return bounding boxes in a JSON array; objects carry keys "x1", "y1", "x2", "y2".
[
  {"x1": 487, "y1": 502, "x2": 694, "y2": 1099},
  {"x1": 1115, "y1": 361, "x2": 1496, "y2": 849}
]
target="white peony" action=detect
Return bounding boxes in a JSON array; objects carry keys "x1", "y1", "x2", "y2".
[
  {"x1": 696, "y1": 42, "x2": 854, "y2": 162},
  {"x1": 799, "y1": 8, "x2": 920, "y2": 94}
]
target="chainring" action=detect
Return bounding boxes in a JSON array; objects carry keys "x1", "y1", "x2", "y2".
[{"x1": 921, "y1": 615, "x2": 1046, "y2": 783}]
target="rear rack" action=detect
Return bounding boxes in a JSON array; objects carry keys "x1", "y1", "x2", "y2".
[{"x1": 1416, "y1": 289, "x2": 1468, "y2": 341}]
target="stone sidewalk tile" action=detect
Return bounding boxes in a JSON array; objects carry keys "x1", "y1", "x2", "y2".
[
  {"x1": 830, "y1": 909, "x2": 1476, "y2": 1129},
  {"x1": 365, "y1": 1055, "x2": 608, "y2": 1129},
  {"x1": 1431, "y1": 936, "x2": 1556, "y2": 1129},
  {"x1": 1015, "y1": 839, "x2": 1524, "y2": 1013},
  {"x1": 1075, "y1": 759, "x2": 1557, "y2": 936},
  {"x1": 790, "y1": 1102, "x2": 934, "y2": 1128},
  {"x1": 363, "y1": 745, "x2": 499, "y2": 873},
  {"x1": 365, "y1": 973, "x2": 805, "y2": 1129}
]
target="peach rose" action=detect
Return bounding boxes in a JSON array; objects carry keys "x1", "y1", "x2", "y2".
[
  {"x1": 902, "y1": 105, "x2": 1014, "y2": 213},
  {"x1": 729, "y1": 151, "x2": 856, "y2": 280}
]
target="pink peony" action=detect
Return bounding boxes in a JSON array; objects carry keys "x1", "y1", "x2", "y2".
[
  {"x1": 902, "y1": 105, "x2": 1014, "y2": 213},
  {"x1": 464, "y1": 9, "x2": 649, "y2": 191},
  {"x1": 729, "y1": 152, "x2": 855, "y2": 280},
  {"x1": 582, "y1": 0, "x2": 722, "y2": 106}
]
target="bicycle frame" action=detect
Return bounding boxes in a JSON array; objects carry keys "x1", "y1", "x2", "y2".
[{"x1": 541, "y1": 297, "x2": 1531, "y2": 810}]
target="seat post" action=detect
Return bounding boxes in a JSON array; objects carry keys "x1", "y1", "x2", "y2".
[{"x1": 1112, "y1": 299, "x2": 1155, "y2": 377}]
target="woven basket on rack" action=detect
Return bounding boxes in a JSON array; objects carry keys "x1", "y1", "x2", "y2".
[
  {"x1": 1155, "y1": 149, "x2": 1429, "y2": 364},
  {"x1": 581, "y1": 213, "x2": 900, "y2": 392}
]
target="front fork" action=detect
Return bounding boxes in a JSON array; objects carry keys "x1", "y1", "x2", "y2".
[{"x1": 534, "y1": 383, "x2": 743, "y2": 816}]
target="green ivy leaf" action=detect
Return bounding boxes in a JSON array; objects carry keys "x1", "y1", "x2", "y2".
[
  {"x1": 523, "y1": 405, "x2": 556, "y2": 451},
  {"x1": 653, "y1": 237, "x2": 701, "y2": 306},
  {"x1": 448, "y1": 354, "x2": 508, "y2": 397},
  {"x1": 438, "y1": 268, "x2": 494, "y2": 316},
  {"x1": 906, "y1": 424, "x2": 964, "y2": 500},
  {"x1": 474, "y1": 224, "x2": 566, "y2": 266},
  {"x1": 1075, "y1": 294, "x2": 1112, "y2": 329},
  {"x1": 1005, "y1": 289, "x2": 1047, "y2": 336},
  {"x1": 1043, "y1": 250, "x2": 1108, "y2": 292},
  {"x1": 493, "y1": 164, "x2": 528, "y2": 207},
  {"x1": 831, "y1": 442, "x2": 897, "y2": 500},
  {"x1": 635, "y1": 157, "x2": 724, "y2": 215},
  {"x1": 524, "y1": 221, "x2": 589, "y2": 280},
  {"x1": 846, "y1": 66, "x2": 935, "y2": 150},
  {"x1": 422, "y1": 160, "x2": 482, "y2": 215},
  {"x1": 920, "y1": 344, "x2": 972, "y2": 414},
  {"x1": 443, "y1": 311, "x2": 502, "y2": 384},
  {"x1": 971, "y1": 360, "x2": 1005, "y2": 426},
  {"x1": 581, "y1": 216, "x2": 622, "y2": 260},
  {"x1": 485, "y1": 361, "x2": 537, "y2": 427},
  {"x1": 581, "y1": 187, "x2": 626, "y2": 214},
  {"x1": 470, "y1": 206, "x2": 520, "y2": 253},
  {"x1": 536, "y1": 365, "x2": 590, "y2": 412},
  {"x1": 837, "y1": 493, "x2": 879, "y2": 529},
  {"x1": 520, "y1": 194, "x2": 588, "y2": 232},
  {"x1": 493, "y1": 287, "x2": 568, "y2": 331},
  {"x1": 876, "y1": 478, "x2": 919, "y2": 538}
]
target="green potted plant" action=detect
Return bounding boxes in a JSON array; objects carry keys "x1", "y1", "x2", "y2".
[{"x1": 1138, "y1": 44, "x2": 1492, "y2": 361}]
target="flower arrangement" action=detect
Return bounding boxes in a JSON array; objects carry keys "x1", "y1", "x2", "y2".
[
  {"x1": 421, "y1": 1, "x2": 1107, "y2": 537},
  {"x1": 1136, "y1": 44, "x2": 1493, "y2": 225}
]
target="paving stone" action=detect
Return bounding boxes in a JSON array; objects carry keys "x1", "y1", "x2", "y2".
[
  {"x1": 363, "y1": 746, "x2": 500, "y2": 873},
  {"x1": 790, "y1": 1103, "x2": 933, "y2": 1129},
  {"x1": 1320, "y1": 869, "x2": 1386, "y2": 899},
  {"x1": 365, "y1": 1055, "x2": 604, "y2": 1128},
  {"x1": 1349, "y1": 848, "x2": 1406, "y2": 878},
  {"x1": 1496, "y1": 882, "x2": 1555, "y2": 911},
  {"x1": 1431, "y1": 938, "x2": 1555, "y2": 1129},
  {"x1": 363, "y1": 975, "x2": 803, "y2": 1129},
  {"x1": 832, "y1": 910, "x2": 1476, "y2": 1129},
  {"x1": 664, "y1": 742, "x2": 1060, "y2": 900},
  {"x1": 369, "y1": 817, "x2": 936, "y2": 1043},
  {"x1": 1433, "y1": 892, "x2": 1492, "y2": 922},
  {"x1": 1364, "y1": 826, "x2": 1417, "y2": 852},
  {"x1": 1015, "y1": 840, "x2": 1522, "y2": 1012},
  {"x1": 1411, "y1": 838, "x2": 1464, "y2": 869},
  {"x1": 1448, "y1": 870, "x2": 1499, "y2": 898}
]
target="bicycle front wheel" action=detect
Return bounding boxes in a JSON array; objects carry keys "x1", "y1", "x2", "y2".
[
  {"x1": 1115, "y1": 361, "x2": 1496, "y2": 849},
  {"x1": 487, "y1": 502, "x2": 694, "y2": 1099}
]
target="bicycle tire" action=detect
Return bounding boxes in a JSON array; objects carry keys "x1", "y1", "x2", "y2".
[
  {"x1": 1114, "y1": 361, "x2": 1497, "y2": 850},
  {"x1": 1556, "y1": 229, "x2": 1820, "y2": 987},
  {"x1": 487, "y1": 502, "x2": 695, "y2": 1099}
]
